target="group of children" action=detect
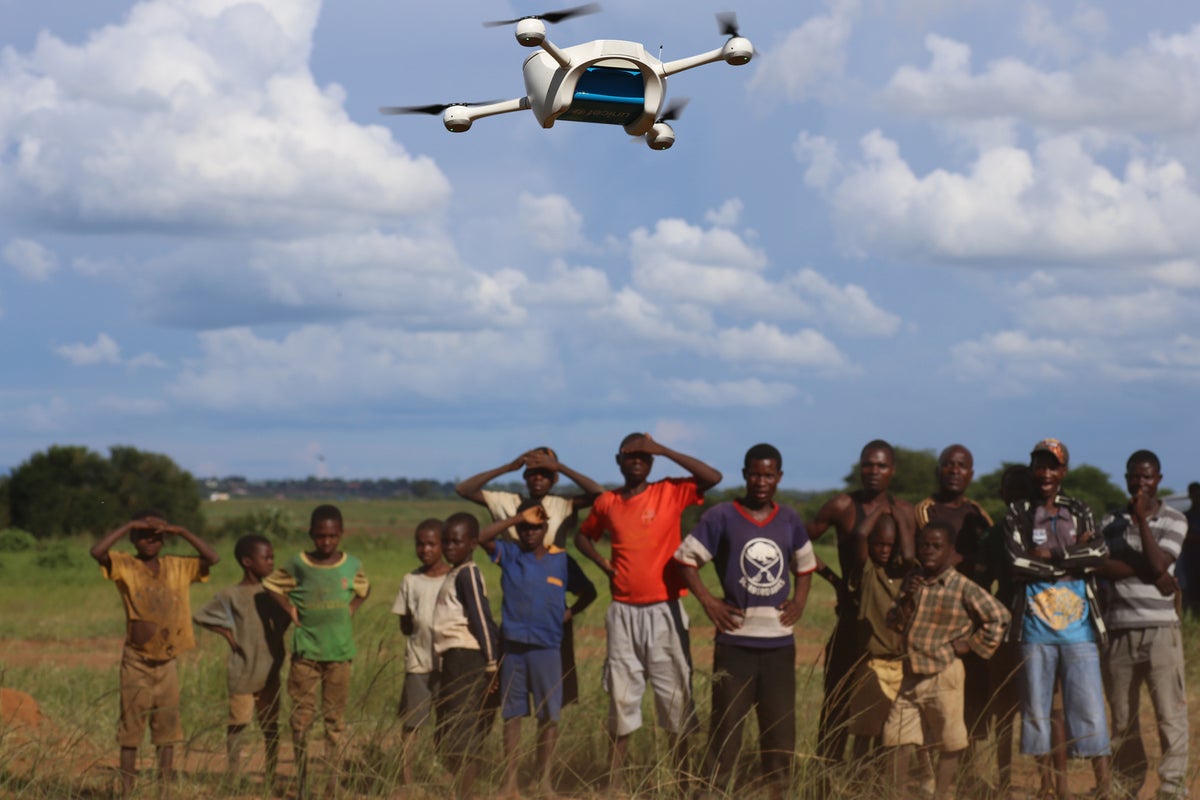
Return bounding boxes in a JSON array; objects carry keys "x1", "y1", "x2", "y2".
[{"x1": 90, "y1": 436, "x2": 1189, "y2": 800}]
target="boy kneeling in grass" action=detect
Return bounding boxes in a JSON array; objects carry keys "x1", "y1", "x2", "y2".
[
  {"x1": 884, "y1": 520, "x2": 1009, "y2": 800},
  {"x1": 480, "y1": 500, "x2": 597, "y2": 799},
  {"x1": 90, "y1": 511, "x2": 220, "y2": 793},
  {"x1": 194, "y1": 534, "x2": 292, "y2": 784}
]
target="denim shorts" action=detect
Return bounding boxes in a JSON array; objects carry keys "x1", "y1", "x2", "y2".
[
  {"x1": 500, "y1": 642, "x2": 563, "y2": 722},
  {"x1": 1019, "y1": 641, "x2": 1110, "y2": 757}
]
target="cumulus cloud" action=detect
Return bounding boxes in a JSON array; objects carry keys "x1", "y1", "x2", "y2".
[
  {"x1": 748, "y1": 0, "x2": 860, "y2": 101},
  {"x1": 0, "y1": 0, "x2": 449, "y2": 234},
  {"x1": 831, "y1": 130, "x2": 1200, "y2": 267},
  {"x1": 55, "y1": 333, "x2": 122, "y2": 366},
  {"x1": 3, "y1": 238, "x2": 58, "y2": 280},
  {"x1": 950, "y1": 330, "x2": 1083, "y2": 391},
  {"x1": 517, "y1": 193, "x2": 585, "y2": 252},
  {"x1": 21, "y1": 395, "x2": 69, "y2": 433},
  {"x1": 884, "y1": 26, "x2": 1200, "y2": 134},
  {"x1": 658, "y1": 377, "x2": 802, "y2": 407},
  {"x1": 794, "y1": 133, "x2": 841, "y2": 189}
]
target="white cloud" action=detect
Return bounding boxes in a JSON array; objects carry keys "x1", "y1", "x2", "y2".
[
  {"x1": 1019, "y1": 2, "x2": 1109, "y2": 62},
  {"x1": 793, "y1": 132, "x2": 841, "y2": 189},
  {"x1": 831, "y1": 130, "x2": 1200, "y2": 267},
  {"x1": 658, "y1": 377, "x2": 802, "y2": 407},
  {"x1": 704, "y1": 199, "x2": 744, "y2": 229},
  {"x1": 170, "y1": 322, "x2": 554, "y2": 411},
  {"x1": 712, "y1": 322, "x2": 845, "y2": 368},
  {"x1": 884, "y1": 27, "x2": 1200, "y2": 134},
  {"x1": 950, "y1": 330, "x2": 1083, "y2": 391},
  {"x1": 21, "y1": 396, "x2": 69, "y2": 433},
  {"x1": 517, "y1": 193, "x2": 585, "y2": 253},
  {"x1": 3, "y1": 238, "x2": 58, "y2": 281},
  {"x1": 97, "y1": 395, "x2": 167, "y2": 414},
  {"x1": 0, "y1": 0, "x2": 449, "y2": 234},
  {"x1": 55, "y1": 332, "x2": 122, "y2": 366},
  {"x1": 748, "y1": 0, "x2": 860, "y2": 101},
  {"x1": 787, "y1": 269, "x2": 901, "y2": 337}
]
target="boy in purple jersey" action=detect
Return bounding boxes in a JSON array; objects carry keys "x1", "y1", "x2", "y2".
[{"x1": 675, "y1": 443, "x2": 817, "y2": 796}]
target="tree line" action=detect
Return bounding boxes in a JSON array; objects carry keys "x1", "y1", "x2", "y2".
[{"x1": 0, "y1": 444, "x2": 1135, "y2": 540}]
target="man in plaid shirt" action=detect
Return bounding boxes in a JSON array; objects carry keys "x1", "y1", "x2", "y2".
[{"x1": 884, "y1": 519, "x2": 1010, "y2": 799}]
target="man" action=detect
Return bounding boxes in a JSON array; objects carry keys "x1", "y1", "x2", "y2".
[
  {"x1": 674, "y1": 443, "x2": 816, "y2": 795},
  {"x1": 1179, "y1": 481, "x2": 1200, "y2": 615},
  {"x1": 575, "y1": 432, "x2": 722, "y2": 795},
  {"x1": 914, "y1": 445, "x2": 994, "y2": 759},
  {"x1": 1098, "y1": 450, "x2": 1189, "y2": 800},
  {"x1": 1004, "y1": 439, "x2": 1111, "y2": 800},
  {"x1": 807, "y1": 439, "x2": 916, "y2": 765}
]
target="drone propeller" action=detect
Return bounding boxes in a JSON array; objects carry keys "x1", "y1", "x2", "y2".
[
  {"x1": 658, "y1": 97, "x2": 689, "y2": 123},
  {"x1": 716, "y1": 11, "x2": 740, "y2": 38},
  {"x1": 483, "y1": 3, "x2": 601, "y2": 27},
  {"x1": 379, "y1": 100, "x2": 503, "y2": 116}
]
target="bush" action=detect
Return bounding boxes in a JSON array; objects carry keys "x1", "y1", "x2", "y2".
[
  {"x1": 214, "y1": 506, "x2": 300, "y2": 543},
  {"x1": 34, "y1": 542, "x2": 82, "y2": 570},
  {"x1": 0, "y1": 527, "x2": 37, "y2": 552}
]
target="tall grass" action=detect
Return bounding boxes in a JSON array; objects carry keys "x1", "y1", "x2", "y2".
[{"x1": 2, "y1": 498, "x2": 1198, "y2": 797}]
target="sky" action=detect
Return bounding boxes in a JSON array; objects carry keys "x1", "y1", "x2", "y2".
[{"x1": 2, "y1": 0, "x2": 1199, "y2": 491}]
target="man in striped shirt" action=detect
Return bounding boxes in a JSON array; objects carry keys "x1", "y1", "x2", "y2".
[{"x1": 1098, "y1": 450, "x2": 1189, "y2": 800}]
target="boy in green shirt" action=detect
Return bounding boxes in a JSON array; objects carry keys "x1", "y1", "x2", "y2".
[{"x1": 264, "y1": 505, "x2": 369, "y2": 796}]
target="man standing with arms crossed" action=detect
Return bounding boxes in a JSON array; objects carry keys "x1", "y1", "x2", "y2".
[{"x1": 576, "y1": 432, "x2": 722, "y2": 796}]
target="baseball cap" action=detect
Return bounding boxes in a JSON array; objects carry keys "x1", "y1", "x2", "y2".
[{"x1": 1030, "y1": 438, "x2": 1069, "y2": 467}]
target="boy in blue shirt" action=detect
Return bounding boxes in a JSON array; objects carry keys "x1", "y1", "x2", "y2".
[{"x1": 479, "y1": 499, "x2": 597, "y2": 798}]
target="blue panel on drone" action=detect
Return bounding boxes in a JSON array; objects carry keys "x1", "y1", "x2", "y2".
[{"x1": 562, "y1": 66, "x2": 644, "y2": 125}]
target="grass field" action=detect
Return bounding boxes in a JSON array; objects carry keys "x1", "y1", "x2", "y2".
[{"x1": 1, "y1": 497, "x2": 1197, "y2": 798}]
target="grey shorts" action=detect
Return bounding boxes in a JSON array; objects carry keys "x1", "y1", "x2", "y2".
[
  {"x1": 399, "y1": 671, "x2": 438, "y2": 731},
  {"x1": 603, "y1": 599, "x2": 696, "y2": 737}
]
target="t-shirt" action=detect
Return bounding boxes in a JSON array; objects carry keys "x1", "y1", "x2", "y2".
[
  {"x1": 851, "y1": 560, "x2": 905, "y2": 659},
  {"x1": 482, "y1": 491, "x2": 576, "y2": 547},
  {"x1": 390, "y1": 569, "x2": 445, "y2": 674},
  {"x1": 674, "y1": 501, "x2": 817, "y2": 648},
  {"x1": 433, "y1": 561, "x2": 500, "y2": 667},
  {"x1": 580, "y1": 478, "x2": 704, "y2": 604},
  {"x1": 103, "y1": 551, "x2": 209, "y2": 661},
  {"x1": 1022, "y1": 505, "x2": 1093, "y2": 644},
  {"x1": 491, "y1": 539, "x2": 593, "y2": 649},
  {"x1": 193, "y1": 584, "x2": 291, "y2": 694},
  {"x1": 915, "y1": 498, "x2": 993, "y2": 583},
  {"x1": 1101, "y1": 504, "x2": 1187, "y2": 630},
  {"x1": 263, "y1": 552, "x2": 369, "y2": 661}
]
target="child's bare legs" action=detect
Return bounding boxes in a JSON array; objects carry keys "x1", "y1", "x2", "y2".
[
  {"x1": 227, "y1": 724, "x2": 247, "y2": 777},
  {"x1": 500, "y1": 718, "x2": 523, "y2": 797},
  {"x1": 934, "y1": 750, "x2": 960, "y2": 800},
  {"x1": 1091, "y1": 755, "x2": 1112, "y2": 799},
  {"x1": 400, "y1": 729, "x2": 417, "y2": 785},
  {"x1": 607, "y1": 733, "x2": 629, "y2": 796},
  {"x1": 119, "y1": 746, "x2": 138, "y2": 793},
  {"x1": 995, "y1": 716, "x2": 1015, "y2": 797},
  {"x1": 1037, "y1": 707, "x2": 1069, "y2": 799},
  {"x1": 889, "y1": 744, "x2": 916, "y2": 796},
  {"x1": 536, "y1": 720, "x2": 559, "y2": 796}
]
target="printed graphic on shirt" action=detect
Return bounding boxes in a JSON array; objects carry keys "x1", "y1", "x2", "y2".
[
  {"x1": 1029, "y1": 584, "x2": 1086, "y2": 631},
  {"x1": 740, "y1": 538, "x2": 786, "y2": 597}
]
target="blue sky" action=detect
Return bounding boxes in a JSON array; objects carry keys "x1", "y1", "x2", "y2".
[{"x1": 2, "y1": 0, "x2": 1199, "y2": 490}]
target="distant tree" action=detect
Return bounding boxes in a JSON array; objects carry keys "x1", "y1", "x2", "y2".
[
  {"x1": 972, "y1": 462, "x2": 1127, "y2": 525},
  {"x1": 5, "y1": 445, "x2": 202, "y2": 539}
]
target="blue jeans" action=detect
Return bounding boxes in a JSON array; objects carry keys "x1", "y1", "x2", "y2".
[{"x1": 1020, "y1": 641, "x2": 1110, "y2": 757}]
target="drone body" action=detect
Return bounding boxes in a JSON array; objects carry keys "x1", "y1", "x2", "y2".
[{"x1": 384, "y1": 7, "x2": 753, "y2": 151}]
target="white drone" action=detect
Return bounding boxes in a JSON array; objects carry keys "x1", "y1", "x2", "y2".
[{"x1": 381, "y1": 4, "x2": 753, "y2": 150}]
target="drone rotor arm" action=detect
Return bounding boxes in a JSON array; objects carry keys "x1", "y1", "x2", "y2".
[{"x1": 659, "y1": 47, "x2": 725, "y2": 77}]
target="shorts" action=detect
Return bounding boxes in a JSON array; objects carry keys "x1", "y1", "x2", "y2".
[
  {"x1": 228, "y1": 670, "x2": 281, "y2": 729},
  {"x1": 500, "y1": 642, "x2": 563, "y2": 722},
  {"x1": 435, "y1": 648, "x2": 491, "y2": 762},
  {"x1": 1019, "y1": 641, "x2": 1110, "y2": 758},
  {"x1": 882, "y1": 658, "x2": 967, "y2": 752},
  {"x1": 399, "y1": 671, "x2": 438, "y2": 731},
  {"x1": 118, "y1": 647, "x2": 183, "y2": 748},
  {"x1": 603, "y1": 599, "x2": 696, "y2": 737},
  {"x1": 848, "y1": 657, "x2": 903, "y2": 737}
]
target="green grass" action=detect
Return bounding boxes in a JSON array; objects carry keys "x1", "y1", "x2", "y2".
[{"x1": 2, "y1": 498, "x2": 1197, "y2": 798}]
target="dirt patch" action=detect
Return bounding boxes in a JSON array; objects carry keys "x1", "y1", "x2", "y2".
[
  {"x1": 1, "y1": 688, "x2": 42, "y2": 727},
  {"x1": 0, "y1": 636, "x2": 122, "y2": 670}
]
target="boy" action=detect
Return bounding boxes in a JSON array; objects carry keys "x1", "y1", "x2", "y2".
[
  {"x1": 479, "y1": 500, "x2": 597, "y2": 798},
  {"x1": 1004, "y1": 439, "x2": 1112, "y2": 800},
  {"x1": 674, "y1": 443, "x2": 815, "y2": 796},
  {"x1": 884, "y1": 520, "x2": 1009, "y2": 800},
  {"x1": 574, "y1": 432, "x2": 721, "y2": 794},
  {"x1": 1098, "y1": 450, "x2": 1189, "y2": 799},
  {"x1": 194, "y1": 534, "x2": 291, "y2": 783},
  {"x1": 264, "y1": 504, "x2": 370, "y2": 796},
  {"x1": 390, "y1": 518, "x2": 450, "y2": 785},
  {"x1": 90, "y1": 511, "x2": 220, "y2": 793},
  {"x1": 433, "y1": 512, "x2": 501, "y2": 800},
  {"x1": 846, "y1": 506, "x2": 907, "y2": 763}
]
